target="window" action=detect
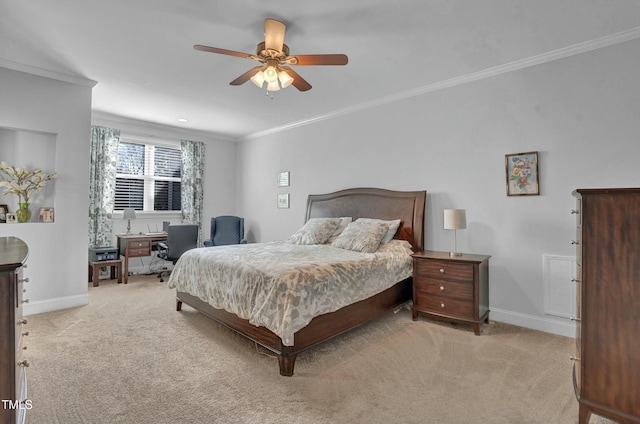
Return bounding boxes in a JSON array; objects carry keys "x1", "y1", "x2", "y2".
[{"x1": 115, "y1": 141, "x2": 181, "y2": 211}]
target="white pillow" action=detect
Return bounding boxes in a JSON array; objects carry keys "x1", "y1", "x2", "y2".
[
  {"x1": 332, "y1": 220, "x2": 389, "y2": 253},
  {"x1": 356, "y1": 218, "x2": 401, "y2": 245},
  {"x1": 287, "y1": 217, "x2": 342, "y2": 245},
  {"x1": 326, "y1": 217, "x2": 352, "y2": 244}
]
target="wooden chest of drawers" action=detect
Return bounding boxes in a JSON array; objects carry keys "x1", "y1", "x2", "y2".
[
  {"x1": 411, "y1": 251, "x2": 490, "y2": 335},
  {"x1": 1, "y1": 237, "x2": 29, "y2": 424},
  {"x1": 572, "y1": 189, "x2": 640, "y2": 424}
]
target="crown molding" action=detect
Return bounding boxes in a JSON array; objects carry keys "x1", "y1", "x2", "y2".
[
  {"x1": 91, "y1": 111, "x2": 236, "y2": 143},
  {"x1": 241, "y1": 26, "x2": 640, "y2": 141},
  {"x1": 0, "y1": 58, "x2": 97, "y2": 87}
]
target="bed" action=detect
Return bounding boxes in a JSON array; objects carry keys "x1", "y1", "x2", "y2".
[{"x1": 169, "y1": 187, "x2": 426, "y2": 376}]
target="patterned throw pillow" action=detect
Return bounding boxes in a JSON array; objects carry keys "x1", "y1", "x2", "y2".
[
  {"x1": 331, "y1": 220, "x2": 390, "y2": 253},
  {"x1": 287, "y1": 218, "x2": 342, "y2": 245},
  {"x1": 356, "y1": 218, "x2": 401, "y2": 245},
  {"x1": 326, "y1": 217, "x2": 353, "y2": 244}
]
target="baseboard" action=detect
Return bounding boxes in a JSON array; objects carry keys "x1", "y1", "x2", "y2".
[
  {"x1": 490, "y1": 307, "x2": 577, "y2": 338},
  {"x1": 23, "y1": 293, "x2": 89, "y2": 316}
]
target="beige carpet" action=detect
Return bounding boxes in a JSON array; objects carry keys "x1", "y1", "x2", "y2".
[{"x1": 23, "y1": 275, "x2": 611, "y2": 424}]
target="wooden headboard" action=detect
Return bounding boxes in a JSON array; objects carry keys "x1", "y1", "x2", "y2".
[{"x1": 305, "y1": 187, "x2": 427, "y2": 252}]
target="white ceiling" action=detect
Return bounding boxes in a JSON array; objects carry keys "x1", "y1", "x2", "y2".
[{"x1": 2, "y1": 1, "x2": 640, "y2": 140}]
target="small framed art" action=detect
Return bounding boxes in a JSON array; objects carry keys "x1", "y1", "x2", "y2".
[
  {"x1": 6, "y1": 213, "x2": 17, "y2": 223},
  {"x1": 277, "y1": 171, "x2": 290, "y2": 187},
  {"x1": 39, "y1": 207, "x2": 55, "y2": 222},
  {"x1": 506, "y1": 151, "x2": 539, "y2": 196},
  {"x1": 0, "y1": 204, "x2": 7, "y2": 223},
  {"x1": 277, "y1": 193, "x2": 290, "y2": 209}
]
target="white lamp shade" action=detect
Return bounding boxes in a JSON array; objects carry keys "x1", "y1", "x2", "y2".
[
  {"x1": 444, "y1": 209, "x2": 466, "y2": 230},
  {"x1": 250, "y1": 71, "x2": 265, "y2": 88},
  {"x1": 278, "y1": 70, "x2": 294, "y2": 88},
  {"x1": 122, "y1": 208, "x2": 137, "y2": 220}
]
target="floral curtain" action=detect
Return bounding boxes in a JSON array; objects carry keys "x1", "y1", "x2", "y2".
[
  {"x1": 180, "y1": 139, "x2": 205, "y2": 245},
  {"x1": 88, "y1": 125, "x2": 120, "y2": 247}
]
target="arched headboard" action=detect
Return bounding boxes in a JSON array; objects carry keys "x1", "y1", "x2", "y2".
[{"x1": 306, "y1": 187, "x2": 427, "y2": 252}]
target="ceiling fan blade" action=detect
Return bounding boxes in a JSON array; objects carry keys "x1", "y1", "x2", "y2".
[
  {"x1": 287, "y1": 54, "x2": 348, "y2": 66},
  {"x1": 194, "y1": 44, "x2": 258, "y2": 60},
  {"x1": 229, "y1": 66, "x2": 264, "y2": 86},
  {"x1": 264, "y1": 18, "x2": 286, "y2": 52},
  {"x1": 281, "y1": 66, "x2": 312, "y2": 91}
]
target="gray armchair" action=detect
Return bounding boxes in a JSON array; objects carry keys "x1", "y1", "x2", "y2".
[{"x1": 203, "y1": 215, "x2": 247, "y2": 247}]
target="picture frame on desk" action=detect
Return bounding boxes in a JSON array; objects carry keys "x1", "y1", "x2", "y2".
[
  {"x1": 39, "y1": 207, "x2": 54, "y2": 222},
  {"x1": 0, "y1": 204, "x2": 7, "y2": 223},
  {"x1": 6, "y1": 213, "x2": 17, "y2": 223}
]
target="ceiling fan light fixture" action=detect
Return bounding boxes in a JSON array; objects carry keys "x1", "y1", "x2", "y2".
[
  {"x1": 250, "y1": 70, "x2": 265, "y2": 87},
  {"x1": 263, "y1": 65, "x2": 278, "y2": 83},
  {"x1": 266, "y1": 80, "x2": 280, "y2": 92},
  {"x1": 278, "y1": 70, "x2": 294, "y2": 88}
]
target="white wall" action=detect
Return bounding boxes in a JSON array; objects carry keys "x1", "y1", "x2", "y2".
[
  {"x1": 237, "y1": 38, "x2": 640, "y2": 337},
  {"x1": 0, "y1": 66, "x2": 94, "y2": 314}
]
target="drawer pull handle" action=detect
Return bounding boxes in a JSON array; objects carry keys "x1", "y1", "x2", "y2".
[
  {"x1": 22, "y1": 299, "x2": 29, "y2": 304},
  {"x1": 571, "y1": 209, "x2": 580, "y2": 215},
  {"x1": 20, "y1": 277, "x2": 30, "y2": 283},
  {"x1": 18, "y1": 360, "x2": 29, "y2": 367},
  {"x1": 22, "y1": 331, "x2": 29, "y2": 337},
  {"x1": 439, "y1": 285, "x2": 445, "y2": 291},
  {"x1": 571, "y1": 240, "x2": 579, "y2": 245},
  {"x1": 439, "y1": 268, "x2": 445, "y2": 273},
  {"x1": 569, "y1": 356, "x2": 581, "y2": 362},
  {"x1": 440, "y1": 302, "x2": 445, "y2": 308},
  {"x1": 569, "y1": 316, "x2": 581, "y2": 322},
  {"x1": 571, "y1": 278, "x2": 581, "y2": 283},
  {"x1": 18, "y1": 318, "x2": 28, "y2": 325}
]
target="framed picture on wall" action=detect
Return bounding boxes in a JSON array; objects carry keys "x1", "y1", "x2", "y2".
[
  {"x1": 277, "y1": 193, "x2": 290, "y2": 209},
  {"x1": 39, "y1": 207, "x2": 55, "y2": 223},
  {"x1": 277, "y1": 171, "x2": 290, "y2": 187},
  {"x1": 0, "y1": 204, "x2": 7, "y2": 223},
  {"x1": 505, "y1": 151, "x2": 539, "y2": 196}
]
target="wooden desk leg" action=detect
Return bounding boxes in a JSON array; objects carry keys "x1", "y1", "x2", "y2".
[
  {"x1": 117, "y1": 261, "x2": 123, "y2": 284},
  {"x1": 92, "y1": 263, "x2": 100, "y2": 287},
  {"x1": 123, "y1": 256, "x2": 129, "y2": 285}
]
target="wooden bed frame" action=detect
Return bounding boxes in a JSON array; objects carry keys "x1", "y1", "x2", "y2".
[{"x1": 176, "y1": 187, "x2": 426, "y2": 376}]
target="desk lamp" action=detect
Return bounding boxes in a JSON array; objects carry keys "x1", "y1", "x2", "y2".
[
  {"x1": 122, "y1": 208, "x2": 137, "y2": 235},
  {"x1": 444, "y1": 209, "x2": 466, "y2": 257}
]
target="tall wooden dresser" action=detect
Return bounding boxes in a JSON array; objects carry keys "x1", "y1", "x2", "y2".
[
  {"x1": 572, "y1": 189, "x2": 640, "y2": 424},
  {"x1": 0, "y1": 237, "x2": 29, "y2": 424}
]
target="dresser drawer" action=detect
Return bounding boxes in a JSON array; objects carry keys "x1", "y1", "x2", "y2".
[
  {"x1": 414, "y1": 291, "x2": 475, "y2": 319},
  {"x1": 127, "y1": 240, "x2": 151, "y2": 257},
  {"x1": 415, "y1": 278, "x2": 473, "y2": 301},
  {"x1": 415, "y1": 260, "x2": 473, "y2": 282}
]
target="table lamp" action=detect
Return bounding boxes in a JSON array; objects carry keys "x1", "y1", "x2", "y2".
[
  {"x1": 444, "y1": 209, "x2": 466, "y2": 257},
  {"x1": 122, "y1": 208, "x2": 137, "y2": 235}
]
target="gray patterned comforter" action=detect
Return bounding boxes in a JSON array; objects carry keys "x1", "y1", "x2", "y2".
[{"x1": 167, "y1": 240, "x2": 413, "y2": 346}]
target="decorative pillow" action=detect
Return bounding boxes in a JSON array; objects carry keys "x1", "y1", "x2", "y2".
[
  {"x1": 326, "y1": 217, "x2": 353, "y2": 244},
  {"x1": 356, "y1": 218, "x2": 401, "y2": 245},
  {"x1": 287, "y1": 218, "x2": 342, "y2": 245},
  {"x1": 332, "y1": 220, "x2": 389, "y2": 253}
]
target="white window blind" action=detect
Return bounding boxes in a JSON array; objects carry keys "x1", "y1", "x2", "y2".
[{"x1": 115, "y1": 141, "x2": 181, "y2": 211}]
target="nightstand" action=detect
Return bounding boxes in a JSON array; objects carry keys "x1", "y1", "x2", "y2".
[{"x1": 411, "y1": 250, "x2": 490, "y2": 335}]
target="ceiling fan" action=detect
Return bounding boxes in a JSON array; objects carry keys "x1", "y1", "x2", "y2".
[{"x1": 194, "y1": 18, "x2": 348, "y2": 92}]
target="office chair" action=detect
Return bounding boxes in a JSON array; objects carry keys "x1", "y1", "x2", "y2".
[
  {"x1": 157, "y1": 224, "x2": 199, "y2": 282},
  {"x1": 203, "y1": 215, "x2": 247, "y2": 246}
]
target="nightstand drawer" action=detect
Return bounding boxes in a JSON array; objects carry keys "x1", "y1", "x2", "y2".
[
  {"x1": 415, "y1": 279, "x2": 473, "y2": 300},
  {"x1": 414, "y1": 292, "x2": 474, "y2": 319},
  {"x1": 415, "y1": 260, "x2": 473, "y2": 282}
]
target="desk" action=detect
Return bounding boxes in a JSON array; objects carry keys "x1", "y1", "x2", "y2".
[{"x1": 116, "y1": 233, "x2": 167, "y2": 284}]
